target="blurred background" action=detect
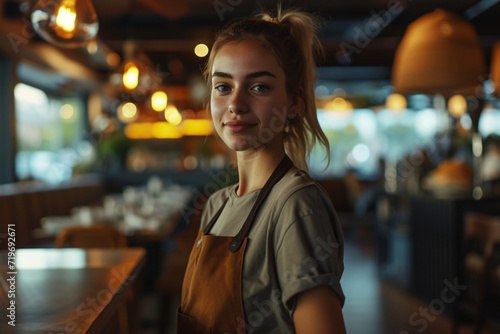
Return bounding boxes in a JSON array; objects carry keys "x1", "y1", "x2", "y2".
[{"x1": 1, "y1": 0, "x2": 500, "y2": 333}]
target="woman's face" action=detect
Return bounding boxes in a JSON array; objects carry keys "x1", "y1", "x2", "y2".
[{"x1": 210, "y1": 39, "x2": 294, "y2": 153}]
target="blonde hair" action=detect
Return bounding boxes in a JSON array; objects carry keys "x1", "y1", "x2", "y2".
[{"x1": 204, "y1": 8, "x2": 330, "y2": 172}]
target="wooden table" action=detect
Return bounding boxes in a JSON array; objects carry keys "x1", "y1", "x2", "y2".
[{"x1": 0, "y1": 248, "x2": 146, "y2": 333}]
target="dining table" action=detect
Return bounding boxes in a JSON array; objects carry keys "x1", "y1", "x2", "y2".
[{"x1": 0, "y1": 247, "x2": 146, "y2": 333}]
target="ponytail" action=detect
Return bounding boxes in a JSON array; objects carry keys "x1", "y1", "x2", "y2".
[{"x1": 205, "y1": 8, "x2": 330, "y2": 172}]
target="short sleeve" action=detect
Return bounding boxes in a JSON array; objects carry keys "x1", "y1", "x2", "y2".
[{"x1": 274, "y1": 185, "x2": 345, "y2": 316}]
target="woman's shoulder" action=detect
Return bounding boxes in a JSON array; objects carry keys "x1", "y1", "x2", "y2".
[
  {"x1": 270, "y1": 170, "x2": 333, "y2": 215},
  {"x1": 268, "y1": 170, "x2": 343, "y2": 249},
  {"x1": 275, "y1": 169, "x2": 328, "y2": 197}
]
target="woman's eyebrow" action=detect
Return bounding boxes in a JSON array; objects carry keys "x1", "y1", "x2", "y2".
[
  {"x1": 246, "y1": 71, "x2": 277, "y2": 79},
  {"x1": 212, "y1": 71, "x2": 232, "y2": 79},
  {"x1": 212, "y1": 71, "x2": 277, "y2": 79}
]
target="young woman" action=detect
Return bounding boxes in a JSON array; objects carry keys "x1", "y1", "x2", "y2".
[{"x1": 177, "y1": 9, "x2": 346, "y2": 334}]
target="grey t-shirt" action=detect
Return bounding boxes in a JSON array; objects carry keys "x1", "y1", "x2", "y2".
[{"x1": 200, "y1": 169, "x2": 345, "y2": 333}]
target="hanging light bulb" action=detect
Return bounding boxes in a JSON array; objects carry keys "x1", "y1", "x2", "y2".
[{"x1": 31, "y1": 0, "x2": 99, "y2": 48}]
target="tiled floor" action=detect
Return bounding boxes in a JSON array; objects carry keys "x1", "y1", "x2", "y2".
[{"x1": 141, "y1": 226, "x2": 500, "y2": 334}]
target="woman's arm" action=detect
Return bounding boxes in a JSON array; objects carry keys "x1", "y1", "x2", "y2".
[{"x1": 293, "y1": 286, "x2": 346, "y2": 334}]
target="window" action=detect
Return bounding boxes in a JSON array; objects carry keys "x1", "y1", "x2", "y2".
[
  {"x1": 14, "y1": 83, "x2": 86, "y2": 184},
  {"x1": 309, "y1": 107, "x2": 444, "y2": 180}
]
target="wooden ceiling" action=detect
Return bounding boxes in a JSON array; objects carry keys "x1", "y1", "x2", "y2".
[
  {"x1": 90, "y1": 0, "x2": 500, "y2": 83},
  {"x1": 3, "y1": 0, "x2": 500, "y2": 86}
]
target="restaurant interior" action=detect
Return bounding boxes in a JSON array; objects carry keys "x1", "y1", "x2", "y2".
[{"x1": 1, "y1": 0, "x2": 500, "y2": 333}]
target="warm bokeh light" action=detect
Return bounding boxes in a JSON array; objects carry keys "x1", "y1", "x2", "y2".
[
  {"x1": 118, "y1": 102, "x2": 138, "y2": 123},
  {"x1": 86, "y1": 40, "x2": 98, "y2": 54},
  {"x1": 194, "y1": 44, "x2": 209, "y2": 57},
  {"x1": 60, "y1": 104, "x2": 75, "y2": 120},
  {"x1": 152, "y1": 122, "x2": 183, "y2": 139},
  {"x1": 55, "y1": 0, "x2": 77, "y2": 39},
  {"x1": 386, "y1": 93, "x2": 407, "y2": 111},
  {"x1": 164, "y1": 105, "x2": 182, "y2": 125},
  {"x1": 123, "y1": 62, "x2": 139, "y2": 90},
  {"x1": 124, "y1": 119, "x2": 214, "y2": 139},
  {"x1": 151, "y1": 91, "x2": 168, "y2": 112},
  {"x1": 324, "y1": 97, "x2": 352, "y2": 112},
  {"x1": 107, "y1": 52, "x2": 120, "y2": 67},
  {"x1": 125, "y1": 123, "x2": 153, "y2": 139},
  {"x1": 181, "y1": 119, "x2": 214, "y2": 136},
  {"x1": 447, "y1": 94, "x2": 467, "y2": 118}
]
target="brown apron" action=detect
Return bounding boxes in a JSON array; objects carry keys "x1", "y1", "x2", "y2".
[{"x1": 176, "y1": 155, "x2": 293, "y2": 334}]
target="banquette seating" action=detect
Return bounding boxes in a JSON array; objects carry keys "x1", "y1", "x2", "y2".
[{"x1": 0, "y1": 175, "x2": 104, "y2": 249}]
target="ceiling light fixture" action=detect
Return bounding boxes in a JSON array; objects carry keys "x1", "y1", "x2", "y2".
[{"x1": 30, "y1": 0, "x2": 99, "y2": 48}]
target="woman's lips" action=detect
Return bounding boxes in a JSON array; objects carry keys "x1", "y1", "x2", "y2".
[{"x1": 224, "y1": 121, "x2": 257, "y2": 133}]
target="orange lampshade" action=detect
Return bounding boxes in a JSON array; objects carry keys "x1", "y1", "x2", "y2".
[
  {"x1": 491, "y1": 42, "x2": 500, "y2": 96},
  {"x1": 392, "y1": 9, "x2": 485, "y2": 97}
]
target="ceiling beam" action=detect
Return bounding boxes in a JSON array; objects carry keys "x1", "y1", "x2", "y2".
[{"x1": 463, "y1": 0, "x2": 500, "y2": 19}]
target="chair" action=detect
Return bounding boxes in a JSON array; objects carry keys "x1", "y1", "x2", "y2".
[
  {"x1": 452, "y1": 212, "x2": 500, "y2": 334},
  {"x1": 55, "y1": 225, "x2": 127, "y2": 248}
]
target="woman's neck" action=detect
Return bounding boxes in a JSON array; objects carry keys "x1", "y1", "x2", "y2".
[
  {"x1": 235, "y1": 149, "x2": 286, "y2": 197},
  {"x1": 235, "y1": 144, "x2": 297, "y2": 196}
]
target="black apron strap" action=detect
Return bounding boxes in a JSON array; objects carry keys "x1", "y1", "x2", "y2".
[
  {"x1": 228, "y1": 155, "x2": 293, "y2": 253},
  {"x1": 203, "y1": 197, "x2": 229, "y2": 235}
]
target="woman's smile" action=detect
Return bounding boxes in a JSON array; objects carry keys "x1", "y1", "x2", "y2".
[{"x1": 224, "y1": 120, "x2": 258, "y2": 133}]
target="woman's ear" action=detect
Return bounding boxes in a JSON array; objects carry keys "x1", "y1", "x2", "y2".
[{"x1": 289, "y1": 88, "x2": 304, "y2": 119}]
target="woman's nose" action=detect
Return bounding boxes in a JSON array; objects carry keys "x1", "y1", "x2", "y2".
[{"x1": 228, "y1": 89, "x2": 248, "y2": 114}]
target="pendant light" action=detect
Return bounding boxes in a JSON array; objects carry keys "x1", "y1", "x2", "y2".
[
  {"x1": 30, "y1": 0, "x2": 99, "y2": 48},
  {"x1": 391, "y1": 9, "x2": 487, "y2": 199},
  {"x1": 491, "y1": 41, "x2": 500, "y2": 96},
  {"x1": 392, "y1": 9, "x2": 485, "y2": 97}
]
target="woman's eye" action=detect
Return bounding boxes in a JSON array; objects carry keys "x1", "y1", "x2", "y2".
[
  {"x1": 252, "y1": 85, "x2": 268, "y2": 92},
  {"x1": 214, "y1": 85, "x2": 230, "y2": 92}
]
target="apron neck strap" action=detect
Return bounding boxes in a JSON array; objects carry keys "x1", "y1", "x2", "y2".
[
  {"x1": 203, "y1": 197, "x2": 229, "y2": 234},
  {"x1": 228, "y1": 155, "x2": 293, "y2": 253}
]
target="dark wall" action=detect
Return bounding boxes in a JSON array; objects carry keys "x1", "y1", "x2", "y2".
[{"x1": 0, "y1": 55, "x2": 15, "y2": 184}]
